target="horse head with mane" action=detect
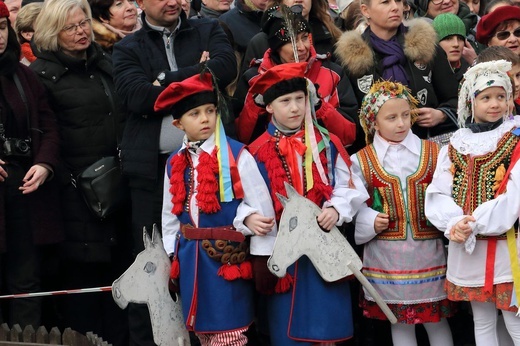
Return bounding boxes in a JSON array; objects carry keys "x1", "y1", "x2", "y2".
[{"x1": 112, "y1": 225, "x2": 191, "y2": 345}]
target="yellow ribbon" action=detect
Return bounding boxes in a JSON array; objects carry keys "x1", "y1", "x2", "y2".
[{"x1": 506, "y1": 227, "x2": 520, "y2": 310}]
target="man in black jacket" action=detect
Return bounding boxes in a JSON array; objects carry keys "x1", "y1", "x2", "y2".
[{"x1": 112, "y1": 0, "x2": 237, "y2": 343}]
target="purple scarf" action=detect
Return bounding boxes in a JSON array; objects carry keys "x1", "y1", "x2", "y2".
[{"x1": 369, "y1": 25, "x2": 409, "y2": 85}]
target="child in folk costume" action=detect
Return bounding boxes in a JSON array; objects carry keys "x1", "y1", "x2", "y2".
[
  {"x1": 425, "y1": 60, "x2": 520, "y2": 345},
  {"x1": 352, "y1": 81, "x2": 455, "y2": 346},
  {"x1": 155, "y1": 72, "x2": 276, "y2": 346},
  {"x1": 247, "y1": 62, "x2": 369, "y2": 345}
]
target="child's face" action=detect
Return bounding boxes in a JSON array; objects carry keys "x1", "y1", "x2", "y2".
[
  {"x1": 473, "y1": 86, "x2": 508, "y2": 123},
  {"x1": 439, "y1": 35, "x2": 464, "y2": 67},
  {"x1": 266, "y1": 91, "x2": 306, "y2": 130},
  {"x1": 374, "y1": 98, "x2": 411, "y2": 143},
  {"x1": 173, "y1": 103, "x2": 217, "y2": 141},
  {"x1": 508, "y1": 63, "x2": 520, "y2": 99}
]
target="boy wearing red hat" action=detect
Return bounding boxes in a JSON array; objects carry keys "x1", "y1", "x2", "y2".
[
  {"x1": 155, "y1": 72, "x2": 276, "y2": 345},
  {"x1": 247, "y1": 62, "x2": 369, "y2": 345}
]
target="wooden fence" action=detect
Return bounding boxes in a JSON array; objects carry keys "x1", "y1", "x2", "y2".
[{"x1": 0, "y1": 324, "x2": 111, "y2": 346}]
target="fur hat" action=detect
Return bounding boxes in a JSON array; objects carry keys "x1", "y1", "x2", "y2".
[
  {"x1": 249, "y1": 62, "x2": 308, "y2": 105},
  {"x1": 0, "y1": 2, "x2": 10, "y2": 18},
  {"x1": 154, "y1": 73, "x2": 217, "y2": 119},
  {"x1": 432, "y1": 13, "x2": 466, "y2": 42},
  {"x1": 262, "y1": 5, "x2": 311, "y2": 52},
  {"x1": 476, "y1": 6, "x2": 520, "y2": 44}
]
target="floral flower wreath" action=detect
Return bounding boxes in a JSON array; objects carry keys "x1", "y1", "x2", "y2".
[{"x1": 359, "y1": 80, "x2": 419, "y2": 144}]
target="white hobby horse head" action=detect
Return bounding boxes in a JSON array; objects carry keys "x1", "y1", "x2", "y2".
[
  {"x1": 112, "y1": 225, "x2": 191, "y2": 345},
  {"x1": 268, "y1": 182, "x2": 363, "y2": 282}
]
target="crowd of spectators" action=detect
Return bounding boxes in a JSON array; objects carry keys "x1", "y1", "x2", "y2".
[{"x1": 1, "y1": 0, "x2": 520, "y2": 343}]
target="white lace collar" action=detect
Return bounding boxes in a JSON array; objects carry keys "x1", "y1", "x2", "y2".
[{"x1": 449, "y1": 116, "x2": 520, "y2": 156}]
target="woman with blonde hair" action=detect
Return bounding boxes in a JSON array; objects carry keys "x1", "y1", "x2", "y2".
[
  {"x1": 31, "y1": 0, "x2": 131, "y2": 343},
  {"x1": 335, "y1": 0, "x2": 459, "y2": 152}
]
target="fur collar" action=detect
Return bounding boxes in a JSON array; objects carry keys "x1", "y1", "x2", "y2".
[
  {"x1": 92, "y1": 19, "x2": 120, "y2": 51},
  {"x1": 335, "y1": 19, "x2": 436, "y2": 78}
]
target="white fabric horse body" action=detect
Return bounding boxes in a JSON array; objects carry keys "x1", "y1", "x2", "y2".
[{"x1": 112, "y1": 225, "x2": 191, "y2": 345}]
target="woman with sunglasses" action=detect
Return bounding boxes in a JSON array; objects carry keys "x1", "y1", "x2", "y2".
[
  {"x1": 476, "y1": 5, "x2": 520, "y2": 56},
  {"x1": 30, "y1": 0, "x2": 131, "y2": 343}
]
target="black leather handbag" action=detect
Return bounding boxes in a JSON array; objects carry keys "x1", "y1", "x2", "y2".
[
  {"x1": 73, "y1": 75, "x2": 128, "y2": 219},
  {"x1": 75, "y1": 156, "x2": 128, "y2": 219}
]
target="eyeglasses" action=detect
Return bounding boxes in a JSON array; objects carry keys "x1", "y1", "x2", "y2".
[
  {"x1": 430, "y1": 0, "x2": 445, "y2": 6},
  {"x1": 62, "y1": 18, "x2": 91, "y2": 36},
  {"x1": 494, "y1": 27, "x2": 520, "y2": 41}
]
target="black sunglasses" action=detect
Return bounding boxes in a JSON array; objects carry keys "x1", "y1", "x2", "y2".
[{"x1": 494, "y1": 27, "x2": 520, "y2": 40}]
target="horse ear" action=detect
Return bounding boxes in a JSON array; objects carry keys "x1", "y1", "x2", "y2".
[
  {"x1": 276, "y1": 192, "x2": 289, "y2": 207},
  {"x1": 284, "y1": 182, "x2": 299, "y2": 198},
  {"x1": 151, "y1": 224, "x2": 163, "y2": 248},
  {"x1": 143, "y1": 227, "x2": 152, "y2": 249}
]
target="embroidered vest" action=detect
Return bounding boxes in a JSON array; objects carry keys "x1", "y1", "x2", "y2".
[
  {"x1": 449, "y1": 130, "x2": 520, "y2": 239},
  {"x1": 356, "y1": 140, "x2": 440, "y2": 240}
]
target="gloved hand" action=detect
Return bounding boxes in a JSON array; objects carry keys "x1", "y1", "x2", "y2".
[{"x1": 251, "y1": 256, "x2": 278, "y2": 295}]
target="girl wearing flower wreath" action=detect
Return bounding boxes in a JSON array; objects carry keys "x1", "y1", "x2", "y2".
[
  {"x1": 425, "y1": 60, "x2": 520, "y2": 345},
  {"x1": 352, "y1": 80, "x2": 455, "y2": 346}
]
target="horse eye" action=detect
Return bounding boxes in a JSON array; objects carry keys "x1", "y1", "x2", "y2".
[
  {"x1": 144, "y1": 261, "x2": 156, "y2": 274},
  {"x1": 289, "y1": 216, "x2": 298, "y2": 231}
]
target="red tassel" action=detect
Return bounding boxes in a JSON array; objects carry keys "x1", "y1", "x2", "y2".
[
  {"x1": 217, "y1": 264, "x2": 241, "y2": 281},
  {"x1": 170, "y1": 257, "x2": 180, "y2": 279},
  {"x1": 275, "y1": 273, "x2": 294, "y2": 293},
  {"x1": 240, "y1": 260, "x2": 253, "y2": 280}
]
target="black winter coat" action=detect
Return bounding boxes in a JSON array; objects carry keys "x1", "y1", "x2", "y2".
[
  {"x1": 219, "y1": 0, "x2": 263, "y2": 54},
  {"x1": 31, "y1": 42, "x2": 128, "y2": 263},
  {"x1": 112, "y1": 13, "x2": 237, "y2": 185},
  {"x1": 335, "y1": 20, "x2": 459, "y2": 153},
  {"x1": 0, "y1": 60, "x2": 64, "y2": 252}
]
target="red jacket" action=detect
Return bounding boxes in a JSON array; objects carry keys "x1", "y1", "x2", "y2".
[{"x1": 235, "y1": 46, "x2": 357, "y2": 146}]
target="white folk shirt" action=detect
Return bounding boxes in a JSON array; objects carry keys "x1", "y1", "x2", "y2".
[
  {"x1": 161, "y1": 134, "x2": 276, "y2": 256},
  {"x1": 352, "y1": 131, "x2": 447, "y2": 303}
]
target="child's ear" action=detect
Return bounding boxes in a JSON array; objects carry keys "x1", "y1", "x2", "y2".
[
  {"x1": 172, "y1": 119, "x2": 184, "y2": 131},
  {"x1": 266, "y1": 104, "x2": 274, "y2": 115}
]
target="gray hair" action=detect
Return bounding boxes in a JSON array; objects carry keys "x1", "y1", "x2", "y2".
[{"x1": 33, "y1": 0, "x2": 93, "y2": 52}]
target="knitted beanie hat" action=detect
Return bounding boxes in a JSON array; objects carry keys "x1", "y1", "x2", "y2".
[
  {"x1": 0, "y1": 2, "x2": 10, "y2": 18},
  {"x1": 432, "y1": 13, "x2": 466, "y2": 42}
]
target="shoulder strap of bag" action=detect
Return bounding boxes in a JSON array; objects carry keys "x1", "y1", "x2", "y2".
[
  {"x1": 12, "y1": 73, "x2": 32, "y2": 136},
  {"x1": 99, "y1": 74, "x2": 121, "y2": 147}
]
